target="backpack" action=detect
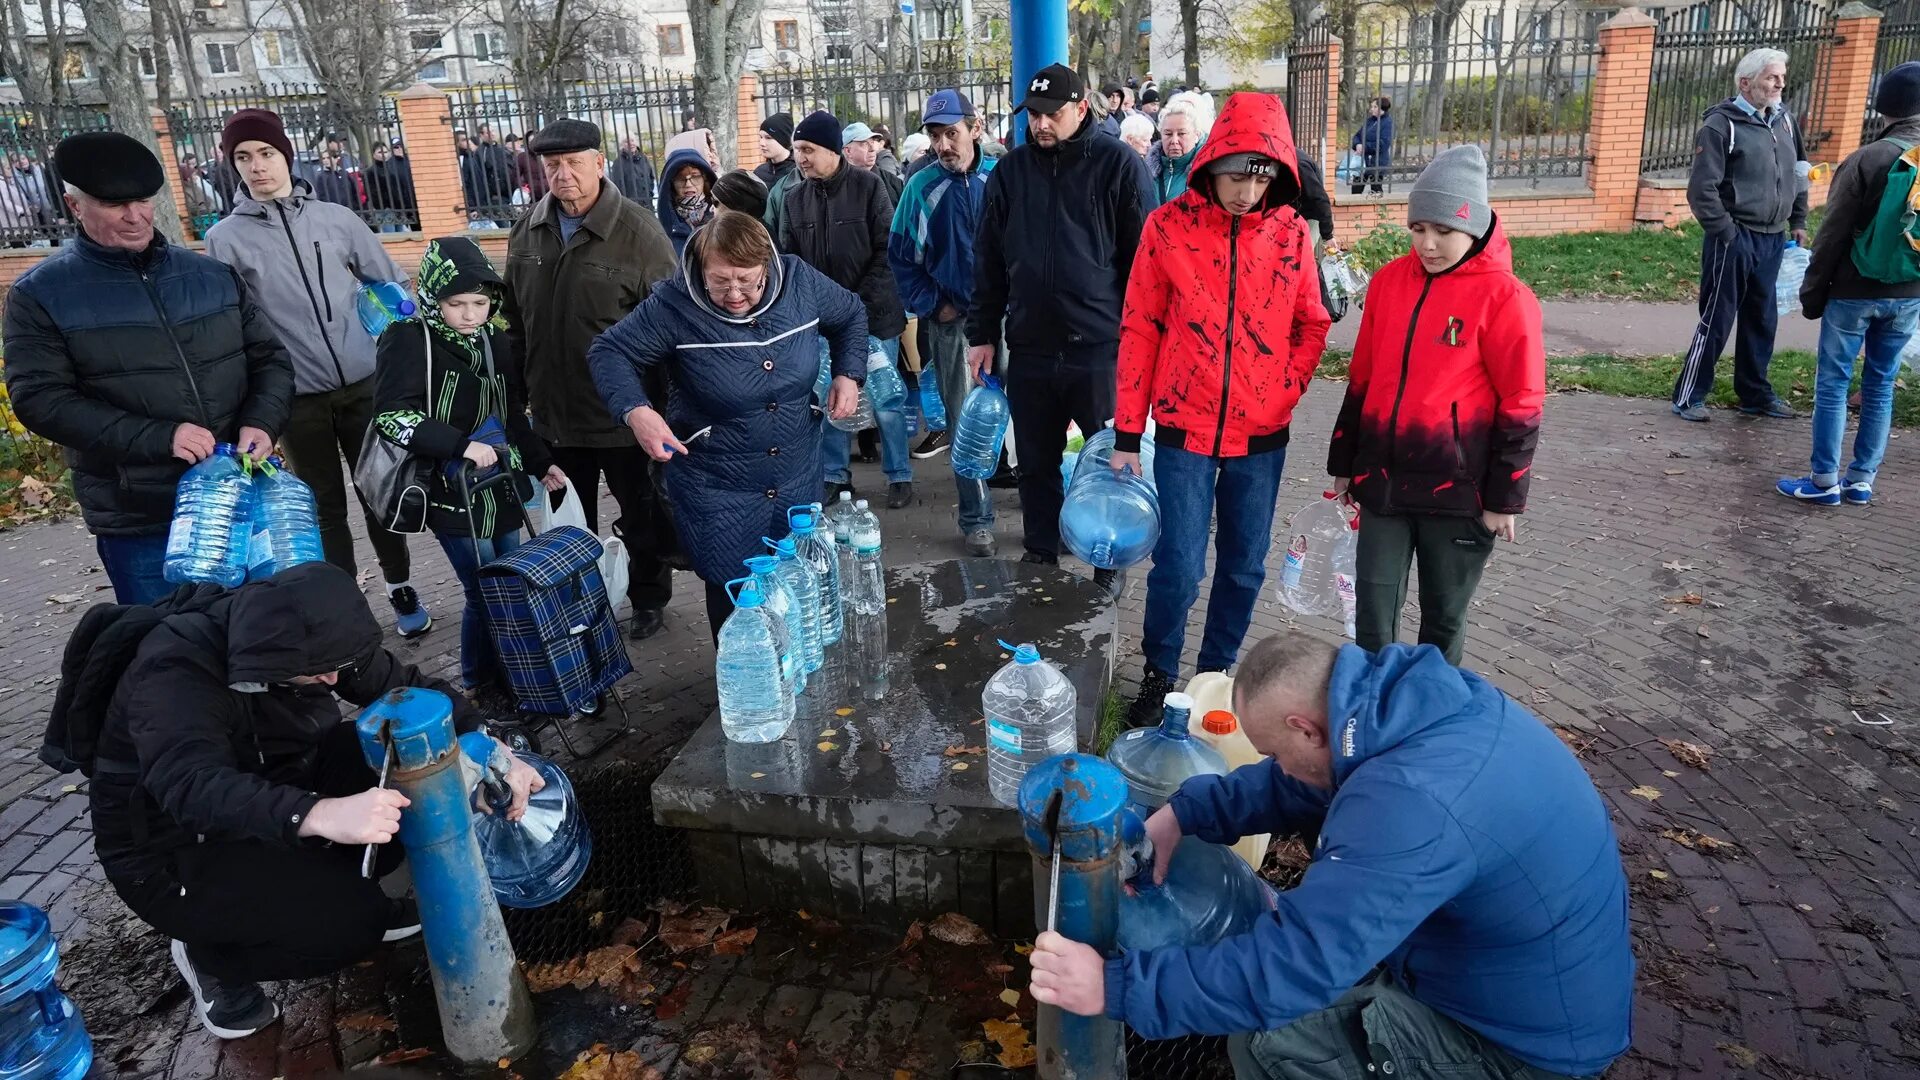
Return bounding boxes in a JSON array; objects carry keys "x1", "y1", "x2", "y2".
[
  {"x1": 41, "y1": 584, "x2": 226, "y2": 776},
  {"x1": 1849, "y1": 139, "x2": 1920, "y2": 284}
]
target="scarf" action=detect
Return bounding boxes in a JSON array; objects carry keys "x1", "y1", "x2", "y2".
[{"x1": 677, "y1": 194, "x2": 714, "y2": 227}]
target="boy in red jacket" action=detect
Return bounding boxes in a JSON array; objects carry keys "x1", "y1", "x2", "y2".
[
  {"x1": 1113, "y1": 92, "x2": 1332, "y2": 722},
  {"x1": 1327, "y1": 145, "x2": 1544, "y2": 665}
]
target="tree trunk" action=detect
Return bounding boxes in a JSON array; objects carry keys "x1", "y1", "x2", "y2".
[
  {"x1": 1338, "y1": 2, "x2": 1357, "y2": 135},
  {"x1": 75, "y1": 0, "x2": 182, "y2": 242},
  {"x1": 161, "y1": 0, "x2": 204, "y2": 101},
  {"x1": 687, "y1": 0, "x2": 766, "y2": 168},
  {"x1": 0, "y1": 0, "x2": 49, "y2": 108},
  {"x1": 148, "y1": 0, "x2": 174, "y2": 115},
  {"x1": 1179, "y1": 0, "x2": 1200, "y2": 86},
  {"x1": 1422, "y1": 2, "x2": 1457, "y2": 139},
  {"x1": 41, "y1": 0, "x2": 65, "y2": 106}
]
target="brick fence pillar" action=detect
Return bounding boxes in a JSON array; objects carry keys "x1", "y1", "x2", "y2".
[
  {"x1": 151, "y1": 108, "x2": 192, "y2": 238},
  {"x1": 1591, "y1": 8, "x2": 1656, "y2": 231},
  {"x1": 736, "y1": 74, "x2": 764, "y2": 174},
  {"x1": 1811, "y1": 2, "x2": 1882, "y2": 176},
  {"x1": 396, "y1": 84, "x2": 468, "y2": 239}
]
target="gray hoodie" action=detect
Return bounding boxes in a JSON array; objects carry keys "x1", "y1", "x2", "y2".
[
  {"x1": 1686, "y1": 97, "x2": 1809, "y2": 240},
  {"x1": 204, "y1": 183, "x2": 403, "y2": 395}
]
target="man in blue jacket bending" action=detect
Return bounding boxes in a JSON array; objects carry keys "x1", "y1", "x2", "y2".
[{"x1": 1030, "y1": 632, "x2": 1634, "y2": 1079}]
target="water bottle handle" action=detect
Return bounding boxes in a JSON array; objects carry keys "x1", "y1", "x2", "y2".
[
  {"x1": 725, "y1": 575, "x2": 753, "y2": 604},
  {"x1": 981, "y1": 373, "x2": 1002, "y2": 392}
]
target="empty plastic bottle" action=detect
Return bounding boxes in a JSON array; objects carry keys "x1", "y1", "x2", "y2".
[
  {"x1": 922, "y1": 379, "x2": 948, "y2": 432},
  {"x1": 788, "y1": 507, "x2": 842, "y2": 646},
  {"x1": 1060, "y1": 466, "x2": 1161, "y2": 570},
  {"x1": 862, "y1": 343, "x2": 907, "y2": 413},
  {"x1": 0, "y1": 901, "x2": 90, "y2": 1080},
  {"x1": 846, "y1": 499, "x2": 888, "y2": 700},
  {"x1": 1106, "y1": 692, "x2": 1228, "y2": 817},
  {"x1": 245, "y1": 457, "x2": 325, "y2": 582},
  {"x1": 457, "y1": 732, "x2": 593, "y2": 909},
  {"x1": 813, "y1": 340, "x2": 833, "y2": 407},
  {"x1": 1072, "y1": 424, "x2": 1158, "y2": 493},
  {"x1": 983, "y1": 640, "x2": 1079, "y2": 807},
  {"x1": 356, "y1": 280, "x2": 417, "y2": 339},
  {"x1": 1332, "y1": 516, "x2": 1359, "y2": 639},
  {"x1": 164, "y1": 444, "x2": 253, "y2": 588},
  {"x1": 765, "y1": 537, "x2": 824, "y2": 675},
  {"x1": 744, "y1": 555, "x2": 804, "y2": 693},
  {"x1": 827, "y1": 384, "x2": 876, "y2": 432},
  {"x1": 1777, "y1": 242, "x2": 1810, "y2": 316},
  {"x1": 952, "y1": 375, "x2": 1012, "y2": 480},
  {"x1": 1279, "y1": 493, "x2": 1357, "y2": 619},
  {"x1": 1116, "y1": 814, "x2": 1275, "y2": 951},
  {"x1": 715, "y1": 577, "x2": 798, "y2": 743}
]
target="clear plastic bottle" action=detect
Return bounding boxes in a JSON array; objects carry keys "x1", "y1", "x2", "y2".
[
  {"x1": 1117, "y1": 818, "x2": 1275, "y2": 951},
  {"x1": 0, "y1": 900, "x2": 92, "y2": 1080},
  {"x1": 164, "y1": 444, "x2": 253, "y2": 588},
  {"x1": 457, "y1": 732, "x2": 593, "y2": 909},
  {"x1": 1072, "y1": 423, "x2": 1158, "y2": 494},
  {"x1": 951, "y1": 375, "x2": 1011, "y2": 480},
  {"x1": 744, "y1": 555, "x2": 804, "y2": 693},
  {"x1": 862, "y1": 344, "x2": 908, "y2": 412},
  {"x1": 825, "y1": 491, "x2": 859, "y2": 603},
  {"x1": 356, "y1": 280, "x2": 417, "y2": 339},
  {"x1": 1777, "y1": 242, "x2": 1810, "y2": 316},
  {"x1": 827, "y1": 386, "x2": 876, "y2": 432},
  {"x1": 1279, "y1": 493, "x2": 1356, "y2": 618},
  {"x1": 983, "y1": 640, "x2": 1079, "y2": 807},
  {"x1": 1332, "y1": 515, "x2": 1359, "y2": 639},
  {"x1": 1061, "y1": 467, "x2": 1161, "y2": 570},
  {"x1": 813, "y1": 339, "x2": 833, "y2": 407},
  {"x1": 921, "y1": 378, "x2": 948, "y2": 431},
  {"x1": 715, "y1": 577, "x2": 797, "y2": 743},
  {"x1": 1106, "y1": 692, "x2": 1229, "y2": 817},
  {"x1": 765, "y1": 537, "x2": 824, "y2": 676},
  {"x1": 245, "y1": 457, "x2": 324, "y2": 582},
  {"x1": 846, "y1": 499, "x2": 888, "y2": 700},
  {"x1": 787, "y1": 507, "x2": 842, "y2": 646}
]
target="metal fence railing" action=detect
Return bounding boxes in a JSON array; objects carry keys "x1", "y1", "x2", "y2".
[
  {"x1": 756, "y1": 64, "x2": 1013, "y2": 149},
  {"x1": 1641, "y1": 0, "x2": 1837, "y2": 175},
  {"x1": 444, "y1": 66, "x2": 696, "y2": 230},
  {"x1": 1286, "y1": 23, "x2": 1332, "y2": 179},
  {"x1": 0, "y1": 104, "x2": 113, "y2": 247},
  {"x1": 1335, "y1": 7, "x2": 1601, "y2": 193},
  {"x1": 1865, "y1": 0, "x2": 1920, "y2": 142}
]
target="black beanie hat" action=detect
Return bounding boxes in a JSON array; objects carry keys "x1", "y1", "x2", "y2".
[
  {"x1": 760, "y1": 112, "x2": 795, "y2": 148},
  {"x1": 1876, "y1": 61, "x2": 1920, "y2": 120},
  {"x1": 221, "y1": 108, "x2": 297, "y2": 167},
  {"x1": 793, "y1": 110, "x2": 843, "y2": 155},
  {"x1": 713, "y1": 169, "x2": 769, "y2": 219}
]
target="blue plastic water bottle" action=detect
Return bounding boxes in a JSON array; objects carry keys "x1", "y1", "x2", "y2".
[
  {"x1": 1776, "y1": 242, "x2": 1810, "y2": 316},
  {"x1": 715, "y1": 577, "x2": 798, "y2": 743},
  {"x1": 863, "y1": 344, "x2": 908, "y2": 412},
  {"x1": 164, "y1": 444, "x2": 253, "y2": 587},
  {"x1": 744, "y1": 555, "x2": 805, "y2": 693},
  {"x1": 246, "y1": 457, "x2": 325, "y2": 581},
  {"x1": 456, "y1": 732, "x2": 593, "y2": 909},
  {"x1": 922, "y1": 380, "x2": 948, "y2": 432},
  {"x1": 0, "y1": 901, "x2": 91, "y2": 1080},
  {"x1": 766, "y1": 538, "x2": 824, "y2": 676},
  {"x1": 357, "y1": 281, "x2": 417, "y2": 339},
  {"x1": 787, "y1": 507, "x2": 842, "y2": 647},
  {"x1": 1106, "y1": 692, "x2": 1228, "y2": 817},
  {"x1": 1060, "y1": 466, "x2": 1161, "y2": 569},
  {"x1": 1116, "y1": 813, "x2": 1275, "y2": 951},
  {"x1": 951, "y1": 375, "x2": 1011, "y2": 480}
]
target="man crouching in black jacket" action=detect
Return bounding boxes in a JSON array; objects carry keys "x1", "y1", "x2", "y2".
[{"x1": 85, "y1": 562, "x2": 541, "y2": 1040}]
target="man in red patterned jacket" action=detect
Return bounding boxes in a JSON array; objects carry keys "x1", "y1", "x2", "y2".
[{"x1": 1111, "y1": 91, "x2": 1333, "y2": 725}]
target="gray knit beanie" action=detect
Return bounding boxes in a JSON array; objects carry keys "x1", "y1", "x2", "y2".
[{"x1": 1408, "y1": 144, "x2": 1492, "y2": 239}]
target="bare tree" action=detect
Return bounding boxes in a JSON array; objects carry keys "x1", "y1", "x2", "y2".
[
  {"x1": 141, "y1": 0, "x2": 175, "y2": 115},
  {"x1": 687, "y1": 0, "x2": 768, "y2": 167},
  {"x1": 500, "y1": 0, "x2": 626, "y2": 110},
  {"x1": 72, "y1": 0, "x2": 184, "y2": 242},
  {"x1": 254, "y1": 0, "x2": 480, "y2": 118},
  {"x1": 41, "y1": 0, "x2": 67, "y2": 106},
  {"x1": 0, "y1": 0, "x2": 52, "y2": 108}
]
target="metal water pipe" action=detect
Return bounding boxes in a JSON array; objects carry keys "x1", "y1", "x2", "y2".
[
  {"x1": 1007, "y1": 0, "x2": 1068, "y2": 144},
  {"x1": 1019, "y1": 753, "x2": 1129, "y2": 1079},
  {"x1": 357, "y1": 689, "x2": 536, "y2": 1065}
]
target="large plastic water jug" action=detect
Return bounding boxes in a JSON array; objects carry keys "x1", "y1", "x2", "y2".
[
  {"x1": 1060, "y1": 467, "x2": 1160, "y2": 570},
  {"x1": 1279, "y1": 493, "x2": 1356, "y2": 618},
  {"x1": 1777, "y1": 242, "x2": 1810, "y2": 316},
  {"x1": 1072, "y1": 424, "x2": 1157, "y2": 494},
  {"x1": 788, "y1": 507, "x2": 842, "y2": 646},
  {"x1": 983, "y1": 640, "x2": 1078, "y2": 806},
  {"x1": 1116, "y1": 814, "x2": 1276, "y2": 951},
  {"x1": 1107, "y1": 692, "x2": 1229, "y2": 816},
  {"x1": 744, "y1": 555, "x2": 804, "y2": 692},
  {"x1": 164, "y1": 444, "x2": 253, "y2": 587},
  {"x1": 356, "y1": 280, "x2": 417, "y2": 340},
  {"x1": 952, "y1": 376, "x2": 1011, "y2": 480},
  {"x1": 921, "y1": 378, "x2": 948, "y2": 431},
  {"x1": 813, "y1": 339, "x2": 833, "y2": 407},
  {"x1": 824, "y1": 491, "x2": 859, "y2": 608},
  {"x1": 245, "y1": 457, "x2": 325, "y2": 581},
  {"x1": 863, "y1": 342, "x2": 907, "y2": 412},
  {"x1": 0, "y1": 902, "x2": 91, "y2": 1080},
  {"x1": 715, "y1": 577, "x2": 798, "y2": 742},
  {"x1": 845, "y1": 500, "x2": 888, "y2": 700},
  {"x1": 765, "y1": 538, "x2": 824, "y2": 676},
  {"x1": 457, "y1": 733, "x2": 593, "y2": 908}
]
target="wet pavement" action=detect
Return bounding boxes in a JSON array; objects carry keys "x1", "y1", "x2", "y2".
[{"x1": 0, "y1": 382, "x2": 1916, "y2": 1078}]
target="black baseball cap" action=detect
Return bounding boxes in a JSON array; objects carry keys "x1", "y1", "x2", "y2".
[{"x1": 1018, "y1": 63, "x2": 1086, "y2": 113}]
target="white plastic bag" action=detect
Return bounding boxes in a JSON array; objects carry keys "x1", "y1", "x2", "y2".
[
  {"x1": 533, "y1": 483, "x2": 590, "y2": 535},
  {"x1": 599, "y1": 533, "x2": 631, "y2": 618}
]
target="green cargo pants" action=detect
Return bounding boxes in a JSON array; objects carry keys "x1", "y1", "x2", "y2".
[{"x1": 1353, "y1": 509, "x2": 1496, "y2": 666}]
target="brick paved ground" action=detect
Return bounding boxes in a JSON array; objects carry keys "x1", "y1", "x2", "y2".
[{"x1": 2, "y1": 383, "x2": 1916, "y2": 1078}]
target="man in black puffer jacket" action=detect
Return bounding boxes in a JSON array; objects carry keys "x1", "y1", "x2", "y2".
[
  {"x1": 1, "y1": 132, "x2": 293, "y2": 605},
  {"x1": 968, "y1": 64, "x2": 1155, "y2": 578}
]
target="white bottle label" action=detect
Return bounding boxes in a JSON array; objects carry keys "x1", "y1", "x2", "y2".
[
  {"x1": 167, "y1": 517, "x2": 194, "y2": 556},
  {"x1": 248, "y1": 530, "x2": 273, "y2": 570},
  {"x1": 1281, "y1": 537, "x2": 1308, "y2": 592},
  {"x1": 1336, "y1": 572, "x2": 1357, "y2": 635},
  {"x1": 987, "y1": 718, "x2": 1022, "y2": 754}
]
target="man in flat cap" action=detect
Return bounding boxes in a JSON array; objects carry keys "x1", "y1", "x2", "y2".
[
  {"x1": 501, "y1": 117, "x2": 682, "y2": 640},
  {"x1": 1, "y1": 132, "x2": 294, "y2": 603}
]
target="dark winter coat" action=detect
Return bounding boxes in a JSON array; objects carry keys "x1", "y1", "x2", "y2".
[
  {"x1": 1352, "y1": 112, "x2": 1394, "y2": 167},
  {"x1": 1, "y1": 234, "x2": 295, "y2": 536},
  {"x1": 780, "y1": 159, "x2": 907, "y2": 341},
  {"x1": 1687, "y1": 97, "x2": 1808, "y2": 239},
  {"x1": 1293, "y1": 156, "x2": 1335, "y2": 242},
  {"x1": 753, "y1": 155, "x2": 796, "y2": 190},
  {"x1": 477, "y1": 141, "x2": 516, "y2": 202},
  {"x1": 502, "y1": 180, "x2": 679, "y2": 448},
  {"x1": 587, "y1": 251, "x2": 868, "y2": 585},
  {"x1": 88, "y1": 563, "x2": 479, "y2": 886},
  {"x1": 364, "y1": 158, "x2": 416, "y2": 214},
  {"x1": 311, "y1": 166, "x2": 361, "y2": 211},
  {"x1": 656, "y1": 148, "x2": 719, "y2": 257},
  {"x1": 1800, "y1": 114, "x2": 1920, "y2": 316},
  {"x1": 969, "y1": 117, "x2": 1156, "y2": 352},
  {"x1": 610, "y1": 150, "x2": 657, "y2": 204}
]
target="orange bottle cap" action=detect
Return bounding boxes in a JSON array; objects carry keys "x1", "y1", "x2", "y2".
[{"x1": 1201, "y1": 710, "x2": 1238, "y2": 735}]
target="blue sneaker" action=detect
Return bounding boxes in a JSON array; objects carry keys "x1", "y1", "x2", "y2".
[
  {"x1": 390, "y1": 586, "x2": 432, "y2": 638},
  {"x1": 1775, "y1": 477, "x2": 1841, "y2": 505},
  {"x1": 1842, "y1": 481, "x2": 1873, "y2": 506}
]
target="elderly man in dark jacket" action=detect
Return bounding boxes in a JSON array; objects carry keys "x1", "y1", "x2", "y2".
[
  {"x1": 609, "y1": 137, "x2": 656, "y2": 203},
  {"x1": 782, "y1": 110, "x2": 914, "y2": 508},
  {"x1": 503, "y1": 117, "x2": 682, "y2": 640},
  {"x1": 2, "y1": 132, "x2": 292, "y2": 605},
  {"x1": 969, "y1": 64, "x2": 1155, "y2": 580},
  {"x1": 78, "y1": 562, "x2": 540, "y2": 1041}
]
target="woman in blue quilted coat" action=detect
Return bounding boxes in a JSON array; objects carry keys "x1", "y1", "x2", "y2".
[{"x1": 588, "y1": 210, "x2": 869, "y2": 638}]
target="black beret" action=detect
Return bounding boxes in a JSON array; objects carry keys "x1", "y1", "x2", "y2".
[
  {"x1": 529, "y1": 118, "x2": 602, "y2": 156},
  {"x1": 53, "y1": 132, "x2": 164, "y2": 202}
]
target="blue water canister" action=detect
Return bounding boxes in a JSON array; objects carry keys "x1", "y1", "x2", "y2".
[
  {"x1": 164, "y1": 444, "x2": 254, "y2": 587},
  {"x1": 952, "y1": 375, "x2": 1011, "y2": 480},
  {"x1": 456, "y1": 732, "x2": 592, "y2": 909},
  {"x1": 245, "y1": 457, "x2": 325, "y2": 581},
  {"x1": 1059, "y1": 451, "x2": 1079, "y2": 489},
  {"x1": 921, "y1": 379, "x2": 948, "y2": 432},
  {"x1": 1073, "y1": 424, "x2": 1158, "y2": 494},
  {"x1": 1776, "y1": 242, "x2": 1810, "y2": 316},
  {"x1": 1115, "y1": 812, "x2": 1275, "y2": 952},
  {"x1": 357, "y1": 280, "x2": 418, "y2": 339},
  {"x1": 715, "y1": 577, "x2": 798, "y2": 742},
  {"x1": 863, "y1": 342, "x2": 908, "y2": 412},
  {"x1": 788, "y1": 507, "x2": 843, "y2": 647},
  {"x1": 1106, "y1": 692, "x2": 1229, "y2": 817},
  {"x1": 0, "y1": 902, "x2": 92, "y2": 1080},
  {"x1": 1060, "y1": 466, "x2": 1161, "y2": 570}
]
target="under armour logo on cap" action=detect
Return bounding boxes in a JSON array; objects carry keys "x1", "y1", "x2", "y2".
[
  {"x1": 1032, "y1": 77, "x2": 1050, "y2": 91},
  {"x1": 1455, "y1": 202, "x2": 1472, "y2": 220}
]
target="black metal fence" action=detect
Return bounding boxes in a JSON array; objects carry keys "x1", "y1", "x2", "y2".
[
  {"x1": 1866, "y1": 0, "x2": 1920, "y2": 141},
  {"x1": 1641, "y1": 0, "x2": 1837, "y2": 175},
  {"x1": 0, "y1": 104, "x2": 110, "y2": 247},
  {"x1": 1336, "y1": 8, "x2": 1602, "y2": 192},
  {"x1": 444, "y1": 66, "x2": 695, "y2": 228},
  {"x1": 1287, "y1": 23, "x2": 1332, "y2": 180},
  {"x1": 756, "y1": 64, "x2": 1014, "y2": 148}
]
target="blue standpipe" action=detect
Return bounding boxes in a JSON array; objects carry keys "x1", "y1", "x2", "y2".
[
  {"x1": 357, "y1": 689, "x2": 535, "y2": 1065},
  {"x1": 1008, "y1": 0, "x2": 1068, "y2": 145},
  {"x1": 1019, "y1": 753, "x2": 1129, "y2": 1079}
]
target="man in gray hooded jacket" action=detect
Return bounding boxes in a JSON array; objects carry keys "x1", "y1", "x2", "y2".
[{"x1": 204, "y1": 108, "x2": 431, "y2": 638}]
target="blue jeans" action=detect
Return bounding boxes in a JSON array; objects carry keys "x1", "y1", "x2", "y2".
[
  {"x1": 1810, "y1": 297, "x2": 1920, "y2": 487},
  {"x1": 436, "y1": 529, "x2": 524, "y2": 690},
  {"x1": 1141, "y1": 444, "x2": 1288, "y2": 679},
  {"x1": 97, "y1": 533, "x2": 172, "y2": 605},
  {"x1": 824, "y1": 337, "x2": 912, "y2": 486}
]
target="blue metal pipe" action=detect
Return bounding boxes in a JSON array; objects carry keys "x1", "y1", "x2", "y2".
[
  {"x1": 1020, "y1": 753, "x2": 1129, "y2": 1079},
  {"x1": 1008, "y1": 0, "x2": 1068, "y2": 145},
  {"x1": 357, "y1": 689, "x2": 535, "y2": 1065}
]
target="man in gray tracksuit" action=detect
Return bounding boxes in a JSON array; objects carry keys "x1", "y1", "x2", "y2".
[
  {"x1": 204, "y1": 108, "x2": 432, "y2": 637},
  {"x1": 1676, "y1": 46, "x2": 1809, "y2": 422}
]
